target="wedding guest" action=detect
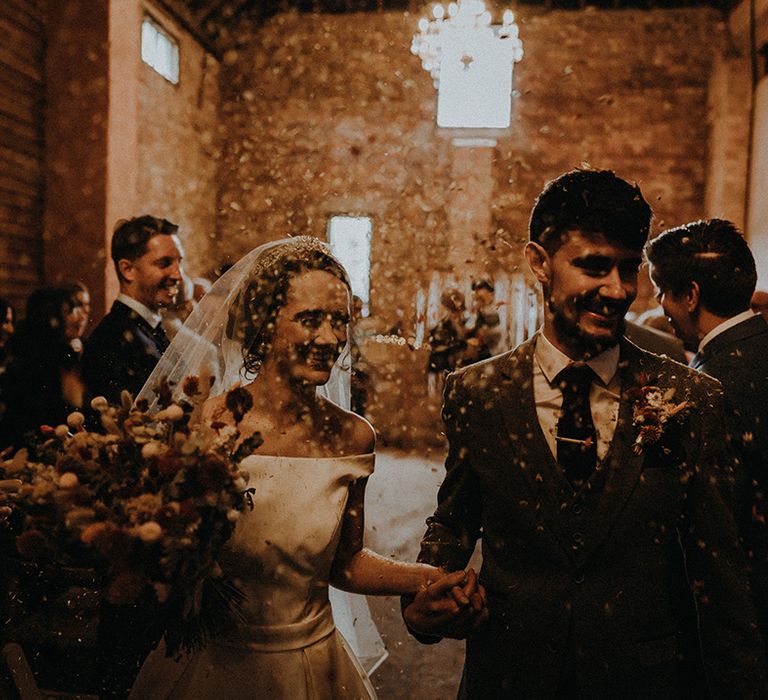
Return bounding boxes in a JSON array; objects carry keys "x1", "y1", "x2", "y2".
[
  {"x1": 61, "y1": 281, "x2": 91, "y2": 354},
  {"x1": 403, "y1": 169, "x2": 767, "y2": 697},
  {"x1": 647, "y1": 218, "x2": 768, "y2": 641},
  {"x1": 160, "y1": 270, "x2": 195, "y2": 341},
  {"x1": 350, "y1": 294, "x2": 371, "y2": 416},
  {"x1": 82, "y1": 215, "x2": 182, "y2": 404},
  {"x1": 0, "y1": 288, "x2": 85, "y2": 449},
  {"x1": 161, "y1": 274, "x2": 212, "y2": 342},
  {"x1": 428, "y1": 288, "x2": 470, "y2": 373},
  {"x1": 79, "y1": 216, "x2": 182, "y2": 697},
  {"x1": 129, "y1": 236, "x2": 482, "y2": 699},
  {"x1": 466, "y1": 278, "x2": 502, "y2": 361},
  {"x1": 0, "y1": 296, "x2": 15, "y2": 364}
]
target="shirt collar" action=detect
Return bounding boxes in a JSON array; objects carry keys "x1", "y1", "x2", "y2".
[
  {"x1": 535, "y1": 330, "x2": 620, "y2": 387},
  {"x1": 698, "y1": 309, "x2": 756, "y2": 352},
  {"x1": 116, "y1": 292, "x2": 162, "y2": 329}
]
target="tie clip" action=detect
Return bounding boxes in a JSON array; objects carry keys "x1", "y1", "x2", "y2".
[{"x1": 555, "y1": 436, "x2": 594, "y2": 447}]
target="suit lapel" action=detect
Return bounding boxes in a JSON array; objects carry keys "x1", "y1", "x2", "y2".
[
  {"x1": 112, "y1": 300, "x2": 166, "y2": 354},
  {"x1": 497, "y1": 340, "x2": 578, "y2": 562},
  {"x1": 575, "y1": 343, "x2": 648, "y2": 563}
]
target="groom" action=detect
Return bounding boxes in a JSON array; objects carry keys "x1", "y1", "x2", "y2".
[{"x1": 403, "y1": 169, "x2": 766, "y2": 697}]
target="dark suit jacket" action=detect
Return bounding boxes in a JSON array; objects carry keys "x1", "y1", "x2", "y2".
[
  {"x1": 80, "y1": 300, "x2": 167, "y2": 696},
  {"x1": 418, "y1": 337, "x2": 766, "y2": 698},
  {"x1": 82, "y1": 300, "x2": 167, "y2": 405},
  {"x1": 624, "y1": 320, "x2": 687, "y2": 364},
  {"x1": 691, "y1": 314, "x2": 768, "y2": 641}
]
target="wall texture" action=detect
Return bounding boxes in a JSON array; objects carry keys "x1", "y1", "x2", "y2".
[
  {"x1": 216, "y1": 7, "x2": 723, "y2": 326},
  {"x1": 136, "y1": 2, "x2": 222, "y2": 279}
]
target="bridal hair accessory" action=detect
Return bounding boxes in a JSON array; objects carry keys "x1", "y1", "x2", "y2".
[
  {"x1": 227, "y1": 236, "x2": 351, "y2": 376},
  {"x1": 0, "y1": 380, "x2": 259, "y2": 658},
  {"x1": 629, "y1": 377, "x2": 689, "y2": 455},
  {"x1": 137, "y1": 235, "x2": 352, "y2": 412}
]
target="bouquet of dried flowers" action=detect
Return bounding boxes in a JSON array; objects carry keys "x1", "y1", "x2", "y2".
[{"x1": 0, "y1": 376, "x2": 260, "y2": 657}]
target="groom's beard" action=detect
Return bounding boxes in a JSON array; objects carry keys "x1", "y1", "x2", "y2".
[{"x1": 550, "y1": 290, "x2": 628, "y2": 359}]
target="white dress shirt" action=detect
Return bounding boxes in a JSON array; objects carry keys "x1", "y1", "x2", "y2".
[
  {"x1": 533, "y1": 332, "x2": 621, "y2": 461},
  {"x1": 116, "y1": 292, "x2": 163, "y2": 330},
  {"x1": 697, "y1": 309, "x2": 757, "y2": 353}
]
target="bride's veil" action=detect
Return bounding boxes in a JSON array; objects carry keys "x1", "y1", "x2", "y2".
[{"x1": 136, "y1": 236, "x2": 387, "y2": 674}]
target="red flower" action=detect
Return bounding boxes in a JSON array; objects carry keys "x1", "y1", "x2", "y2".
[{"x1": 641, "y1": 407, "x2": 660, "y2": 424}]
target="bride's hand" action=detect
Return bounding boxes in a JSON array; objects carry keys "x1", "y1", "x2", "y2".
[
  {"x1": 403, "y1": 568, "x2": 489, "y2": 639},
  {"x1": 0, "y1": 478, "x2": 21, "y2": 522},
  {"x1": 446, "y1": 567, "x2": 487, "y2": 615}
]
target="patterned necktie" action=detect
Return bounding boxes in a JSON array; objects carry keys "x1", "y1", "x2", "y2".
[{"x1": 556, "y1": 364, "x2": 598, "y2": 489}]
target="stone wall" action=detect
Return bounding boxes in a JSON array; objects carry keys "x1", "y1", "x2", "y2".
[
  {"x1": 217, "y1": 7, "x2": 722, "y2": 323},
  {"x1": 213, "y1": 7, "x2": 722, "y2": 444}
]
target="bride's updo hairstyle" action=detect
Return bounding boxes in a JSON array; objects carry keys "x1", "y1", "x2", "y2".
[{"x1": 226, "y1": 236, "x2": 351, "y2": 375}]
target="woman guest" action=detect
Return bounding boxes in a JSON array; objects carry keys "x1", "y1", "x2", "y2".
[
  {"x1": 0, "y1": 287, "x2": 86, "y2": 449},
  {"x1": 62, "y1": 281, "x2": 91, "y2": 354},
  {"x1": 130, "y1": 237, "x2": 486, "y2": 699},
  {"x1": 0, "y1": 296, "x2": 16, "y2": 369}
]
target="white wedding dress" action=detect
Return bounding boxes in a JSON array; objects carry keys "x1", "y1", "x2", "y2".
[{"x1": 130, "y1": 453, "x2": 379, "y2": 700}]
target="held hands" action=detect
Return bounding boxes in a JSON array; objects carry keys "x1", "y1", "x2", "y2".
[{"x1": 403, "y1": 567, "x2": 489, "y2": 639}]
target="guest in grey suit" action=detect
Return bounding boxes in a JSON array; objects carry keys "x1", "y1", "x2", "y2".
[
  {"x1": 403, "y1": 171, "x2": 766, "y2": 698},
  {"x1": 647, "y1": 218, "x2": 768, "y2": 643}
]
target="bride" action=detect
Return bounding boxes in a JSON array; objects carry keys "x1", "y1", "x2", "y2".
[{"x1": 129, "y1": 237, "x2": 480, "y2": 699}]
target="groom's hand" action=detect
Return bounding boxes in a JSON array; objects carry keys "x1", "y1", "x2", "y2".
[
  {"x1": 403, "y1": 568, "x2": 489, "y2": 640},
  {"x1": 448, "y1": 567, "x2": 487, "y2": 616}
]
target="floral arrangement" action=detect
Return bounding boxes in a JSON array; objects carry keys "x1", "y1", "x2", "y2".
[
  {"x1": 629, "y1": 377, "x2": 689, "y2": 455},
  {"x1": 0, "y1": 376, "x2": 259, "y2": 657}
]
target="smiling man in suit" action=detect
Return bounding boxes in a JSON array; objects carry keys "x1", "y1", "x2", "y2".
[
  {"x1": 82, "y1": 215, "x2": 183, "y2": 405},
  {"x1": 81, "y1": 215, "x2": 182, "y2": 697},
  {"x1": 403, "y1": 170, "x2": 766, "y2": 698},
  {"x1": 647, "y1": 218, "x2": 768, "y2": 644}
]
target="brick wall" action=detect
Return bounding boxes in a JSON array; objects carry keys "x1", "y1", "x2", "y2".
[{"x1": 0, "y1": 0, "x2": 46, "y2": 313}]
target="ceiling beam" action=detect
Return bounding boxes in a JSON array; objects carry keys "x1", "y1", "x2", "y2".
[{"x1": 152, "y1": 0, "x2": 224, "y2": 58}]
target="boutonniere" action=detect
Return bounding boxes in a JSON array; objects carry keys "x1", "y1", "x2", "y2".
[{"x1": 629, "y1": 376, "x2": 689, "y2": 455}]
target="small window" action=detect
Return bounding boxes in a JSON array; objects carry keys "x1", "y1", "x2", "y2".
[
  {"x1": 328, "y1": 215, "x2": 372, "y2": 316},
  {"x1": 141, "y1": 16, "x2": 179, "y2": 84}
]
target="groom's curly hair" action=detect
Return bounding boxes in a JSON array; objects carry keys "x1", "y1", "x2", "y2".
[
  {"x1": 227, "y1": 237, "x2": 351, "y2": 375},
  {"x1": 529, "y1": 168, "x2": 652, "y2": 254}
]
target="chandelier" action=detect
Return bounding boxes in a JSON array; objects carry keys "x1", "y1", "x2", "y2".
[{"x1": 411, "y1": 1, "x2": 523, "y2": 88}]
